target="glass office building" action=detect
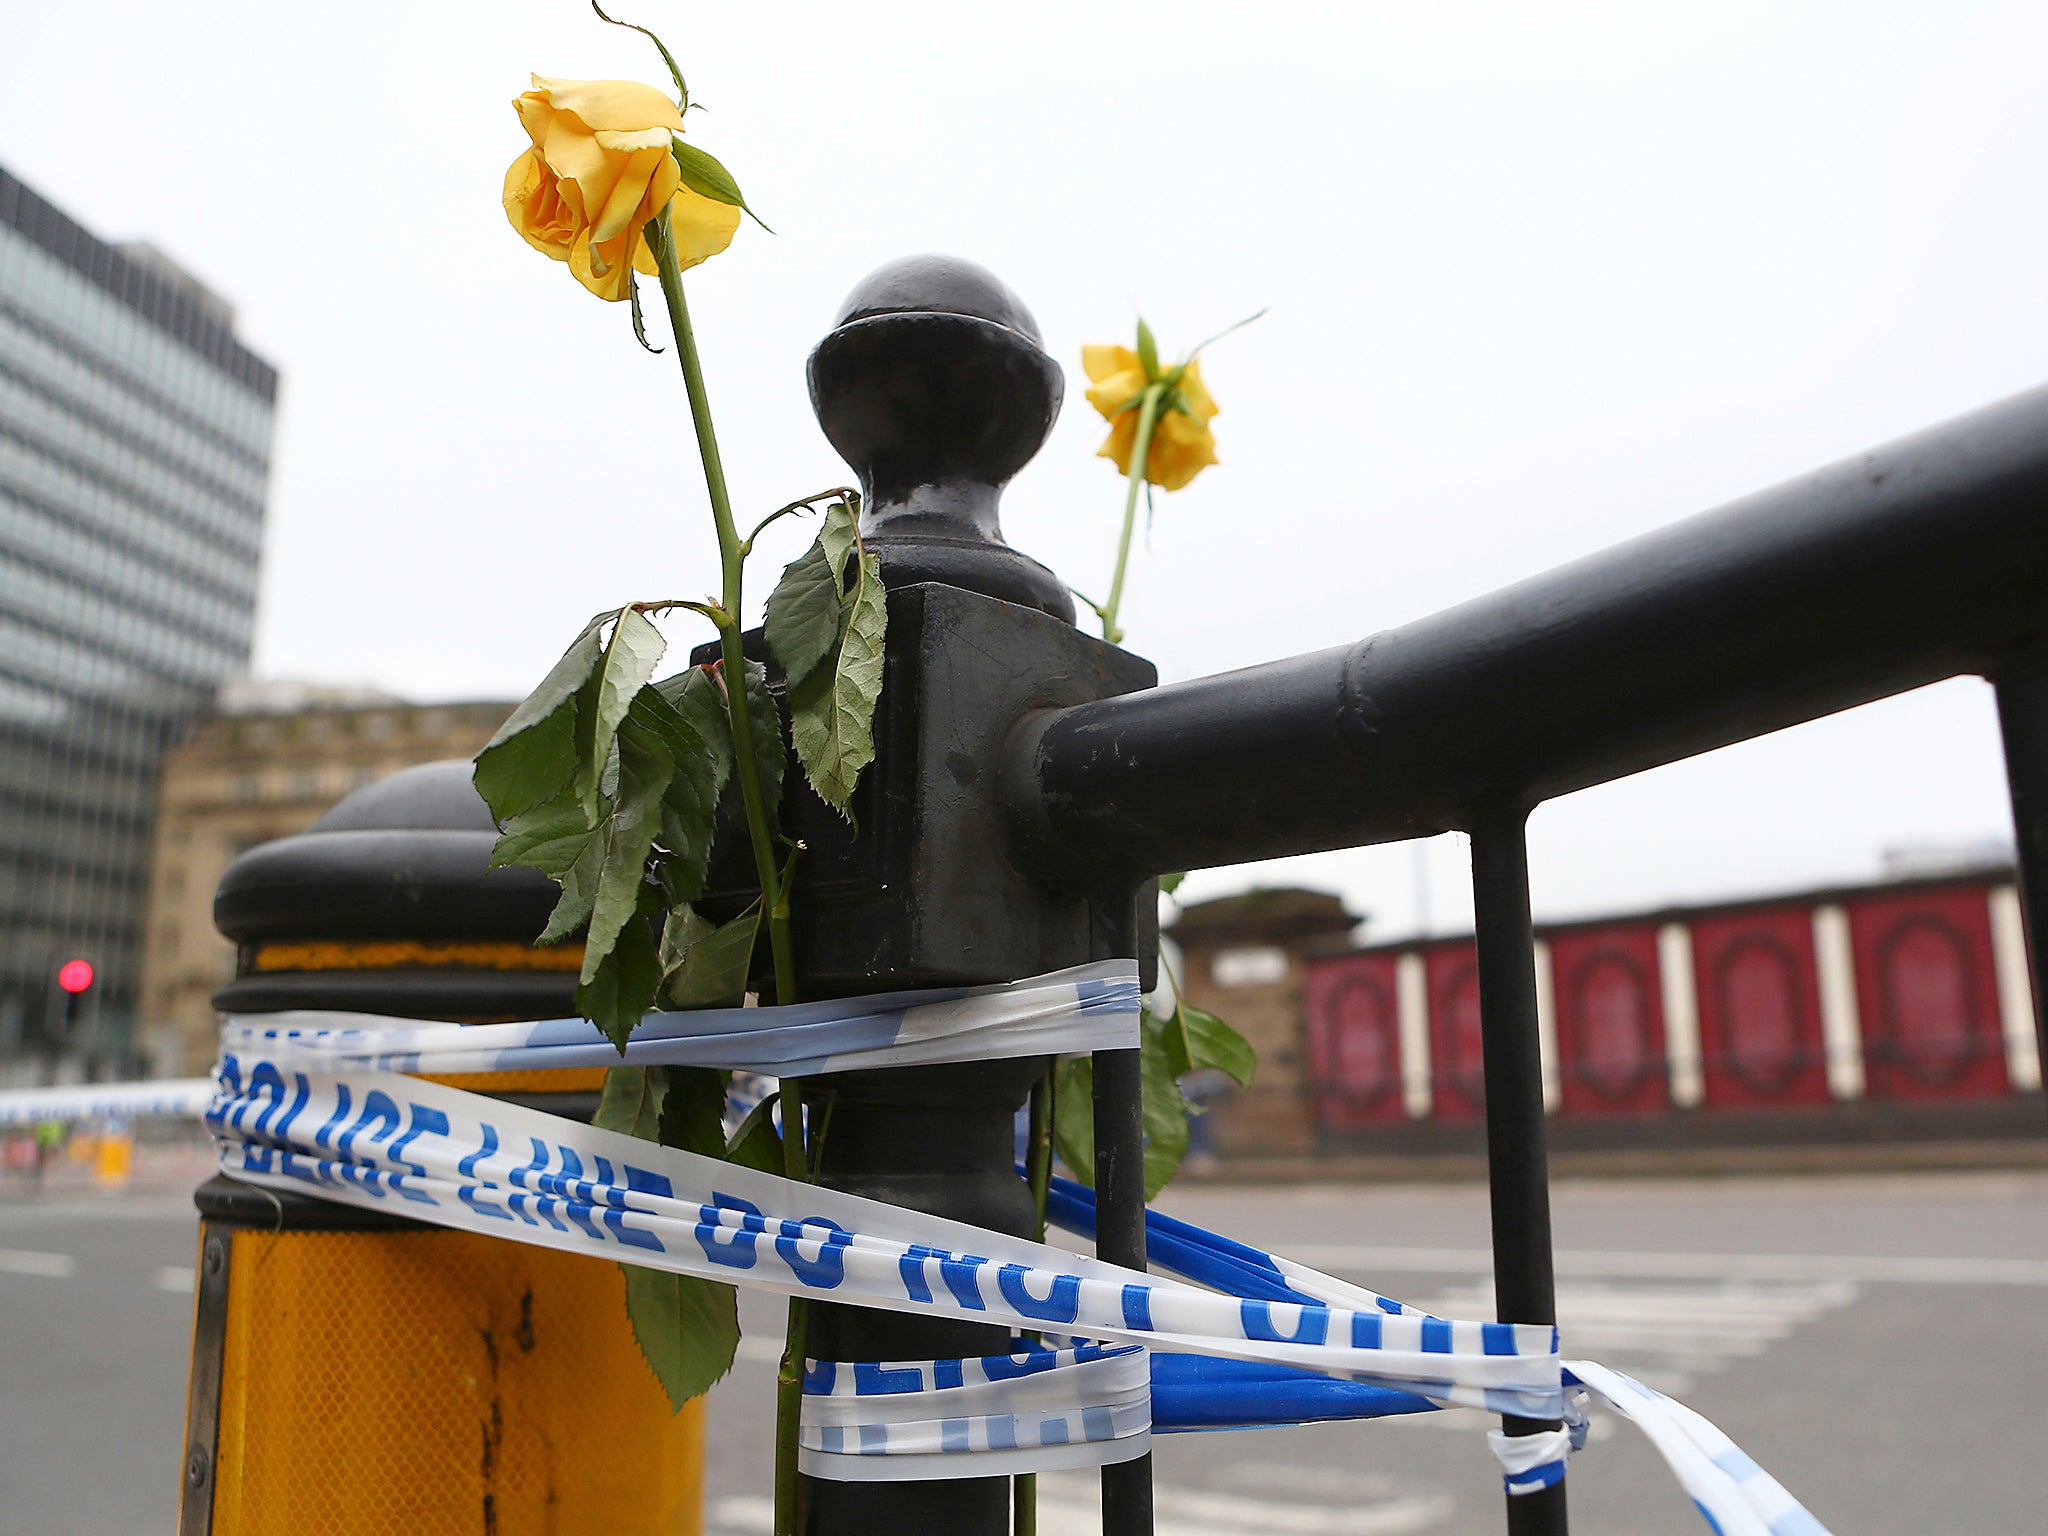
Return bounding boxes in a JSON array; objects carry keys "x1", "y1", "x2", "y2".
[{"x1": 0, "y1": 163, "x2": 275, "y2": 1077}]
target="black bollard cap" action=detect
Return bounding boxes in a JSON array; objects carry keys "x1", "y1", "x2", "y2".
[
  {"x1": 808, "y1": 255, "x2": 1074, "y2": 622},
  {"x1": 210, "y1": 759, "x2": 574, "y2": 1019}
]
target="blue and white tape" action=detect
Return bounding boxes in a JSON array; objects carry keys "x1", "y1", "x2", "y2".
[
  {"x1": 1566, "y1": 1361, "x2": 1831, "y2": 1536},
  {"x1": 205, "y1": 1057, "x2": 1562, "y2": 1418},
  {"x1": 0, "y1": 1077, "x2": 215, "y2": 1127},
  {"x1": 800, "y1": 1342, "x2": 1151, "y2": 1480},
  {"x1": 1043, "y1": 1172, "x2": 1832, "y2": 1527},
  {"x1": 192, "y1": 960, "x2": 1835, "y2": 1527},
  {"x1": 221, "y1": 960, "x2": 1139, "y2": 1080}
]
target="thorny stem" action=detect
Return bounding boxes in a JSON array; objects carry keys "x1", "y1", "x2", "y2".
[
  {"x1": 1097, "y1": 384, "x2": 1166, "y2": 646},
  {"x1": 648, "y1": 209, "x2": 809, "y2": 1536},
  {"x1": 744, "y1": 486, "x2": 861, "y2": 550}
]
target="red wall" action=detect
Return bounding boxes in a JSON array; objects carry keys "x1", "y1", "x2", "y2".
[
  {"x1": 1846, "y1": 886, "x2": 2008, "y2": 1100},
  {"x1": 1548, "y1": 924, "x2": 1670, "y2": 1115},
  {"x1": 1301, "y1": 951, "x2": 1406, "y2": 1127},
  {"x1": 1425, "y1": 942, "x2": 1486, "y2": 1119},
  {"x1": 1689, "y1": 904, "x2": 1832, "y2": 1109},
  {"x1": 1297, "y1": 877, "x2": 2024, "y2": 1135}
]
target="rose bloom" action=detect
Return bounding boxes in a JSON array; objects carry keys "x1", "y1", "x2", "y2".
[
  {"x1": 504, "y1": 75, "x2": 740, "y2": 301},
  {"x1": 1082, "y1": 344, "x2": 1220, "y2": 492}
]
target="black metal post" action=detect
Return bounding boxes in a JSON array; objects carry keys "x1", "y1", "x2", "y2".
[
  {"x1": 1994, "y1": 647, "x2": 2048, "y2": 1097},
  {"x1": 1092, "y1": 887, "x2": 1155, "y2": 1536},
  {"x1": 804, "y1": 1060, "x2": 1043, "y2": 1534},
  {"x1": 753, "y1": 257, "x2": 1157, "y2": 1536},
  {"x1": 1468, "y1": 812, "x2": 1567, "y2": 1536}
]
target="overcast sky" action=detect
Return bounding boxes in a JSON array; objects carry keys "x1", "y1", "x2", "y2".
[{"x1": 8, "y1": 1, "x2": 2046, "y2": 938}]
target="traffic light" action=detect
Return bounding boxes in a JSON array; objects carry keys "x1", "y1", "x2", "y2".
[{"x1": 44, "y1": 957, "x2": 96, "y2": 1047}]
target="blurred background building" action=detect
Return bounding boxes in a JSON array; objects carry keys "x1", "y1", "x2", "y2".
[
  {"x1": 137, "y1": 689, "x2": 512, "y2": 1076},
  {"x1": 1174, "y1": 845, "x2": 2043, "y2": 1170},
  {"x1": 0, "y1": 163, "x2": 275, "y2": 1083}
]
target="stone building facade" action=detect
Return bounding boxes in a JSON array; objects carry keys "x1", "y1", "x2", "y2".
[
  {"x1": 136, "y1": 690, "x2": 511, "y2": 1075},
  {"x1": 1166, "y1": 887, "x2": 1362, "y2": 1158}
]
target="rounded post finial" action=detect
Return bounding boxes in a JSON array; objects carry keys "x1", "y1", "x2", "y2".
[{"x1": 808, "y1": 255, "x2": 1073, "y2": 622}]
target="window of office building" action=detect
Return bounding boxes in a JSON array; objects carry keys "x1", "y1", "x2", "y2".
[{"x1": 0, "y1": 164, "x2": 276, "y2": 1075}]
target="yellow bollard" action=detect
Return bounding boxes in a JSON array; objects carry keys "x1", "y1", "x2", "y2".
[
  {"x1": 202, "y1": 1226, "x2": 703, "y2": 1534},
  {"x1": 180, "y1": 764, "x2": 706, "y2": 1534},
  {"x1": 92, "y1": 1126, "x2": 133, "y2": 1188}
]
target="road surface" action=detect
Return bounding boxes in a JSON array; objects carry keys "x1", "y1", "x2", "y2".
[{"x1": 2, "y1": 1168, "x2": 2043, "y2": 1535}]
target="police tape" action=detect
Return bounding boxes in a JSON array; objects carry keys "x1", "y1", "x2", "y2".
[
  {"x1": 1045, "y1": 1172, "x2": 1835, "y2": 1528},
  {"x1": 194, "y1": 961, "x2": 1834, "y2": 1528},
  {"x1": 1564, "y1": 1361, "x2": 1831, "y2": 1536},
  {"x1": 800, "y1": 1341, "x2": 1153, "y2": 1480},
  {"x1": 221, "y1": 959, "x2": 1139, "y2": 1079},
  {"x1": 0, "y1": 1077, "x2": 215, "y2": 1127},
  {"x1": 205, "y1": 1056, "x2": 1562, "y2": 1416}
]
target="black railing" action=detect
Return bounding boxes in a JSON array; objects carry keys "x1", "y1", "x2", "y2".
[{"x1": 1011, "y1": 382, "x2": 2048, "y2": 1534}]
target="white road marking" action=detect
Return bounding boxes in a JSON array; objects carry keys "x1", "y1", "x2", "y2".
[
  {"x1": 707, "y1": 1493, "x2": 774, "y2": 1533},
  {"x1": 1035, "y1": 1472, "x2": 1452, "y2": 1536},
  {"x1": 709, "y1": 1470, "x2": 1455, "y2": 1536},
  {"x1": 1284, "y1": 1243, "x2": 2048, "y2": 1286},
  {"x1": 0, "y1": 1247, "x2": 75, "y2": 1278},
  {"x1": 0, "y1": 1196, "x2": 194, "y2": 1230},
  {"x1": 1410, "y1": 1277, "x2": 1859, "y2": 1397},
  {"x1": 154, "y1": 1265, "x2": 195, "y2": 1294}
]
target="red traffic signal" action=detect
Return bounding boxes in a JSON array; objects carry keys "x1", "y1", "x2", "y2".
[{"x1": 56, "y1": 958, "x2": 95, "y2": 995}]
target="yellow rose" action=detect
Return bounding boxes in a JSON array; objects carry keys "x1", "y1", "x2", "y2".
[
  {"x1": 503, "y1": 75, "x2": 741, "y2": 301},
  {"x1": 1082, "y1": 344, "x2": 1220, "y2": 492}
]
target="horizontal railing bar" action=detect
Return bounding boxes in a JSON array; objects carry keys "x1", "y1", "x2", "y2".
[{"x1": 1015, "y1": 383, "x2": 2048, "y2": 875}]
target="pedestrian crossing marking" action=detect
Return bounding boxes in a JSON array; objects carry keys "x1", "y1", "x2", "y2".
[{"x1": 1415, "y1": 1277, "x2": 1859, "y2": 1395}]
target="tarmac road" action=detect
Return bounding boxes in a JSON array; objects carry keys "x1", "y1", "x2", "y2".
[{"x1": 3, "y1": 1168, "x2": 2044, "y2": 1535}]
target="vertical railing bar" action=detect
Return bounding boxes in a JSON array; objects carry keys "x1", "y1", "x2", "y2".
[
  {"x1": 1093, "y1": 1046, "x2": 1153, "y2": 1535},
  {"x1": 1993, "y1": 648, "x2": 2048, "y2": 1098},
  {"x1": 1468, "y1": 811, "x2": 1569, "y2": 1536},
  {"x1": 1093, "y1": 882, "x2": 1154, "y2": 1536}
]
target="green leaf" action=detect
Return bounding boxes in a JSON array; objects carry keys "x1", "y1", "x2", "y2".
[
  {"x1": 1051, "y1": 1054, "x2": 1095, "y2": 1185},
  {"x1": 764, "y1": 503, "x2": 858, "y2": 688},
  {"x1": 1158, "y1": 871, "x2": 1186, "y2": 897},
  {"x1": 622, "y1": 1263, "x2": 739, "y2": 1410},
  {"x1": 627, "y1": 682, "x2": 724, "y2": 904},
  {"x1": 473, "y1": 614, "x2": 606, "y2": 820},
  {"x1": 1135, "y1": 316, "x2": 1160, "y2": 382},
  {"x1": 594, "y1": 1063, "x2": 728, "y2": 1157},
  {"x1": 655, "y1": 662, "x2": 733, "y2": 741},
  {"x1": 658, "y1": 902, "x2": 714, "y2": 970},
  {"x1": 575, "y1": 608, "x2": 668, "y2": 808},
  {"x1": 788, "y1": 549, "x2": 886, "y2": 818},
  {"x1": 592, "y1": 1026, "x2": 744, "y2": 1411},
  {"x1": 1049, "y1": 1022, "x2": 1197, "y2": 1200},
  {"x1": 819, "y1": 499, "x2": 858, "y2": 577},
  {"x1": 593, "y1": 1064, "x2": 666, "y2": 1141},
  {"x1": 662, "y1": 901, "x2": 761, "y2": 1009},
  {"x1": 657, "y1": 1065, "x2": 731, "y2": 1158},
  {"x1": 1139, "y1": 1014, "x2": 1193, "y2": 1198},
  {"x1": 723, "y1": 1091, "x2": 783, "y2": 1174},
  {"x1": 488, "y1": 791, "x2": 599, "y2": 876},
  {"x1": 1169, "y1": 1002, "x2": 1256, "y2": 1090},
  {"x1": 581, "y1": 703, "x2": 677, "y2": 984},
  {"x1": 575, "y1": 884, "x2": 664, "y2": 1050},
  {"x1": 1156, "y1": 1007, "x2": 1190, "y2": 1079},
  {"x1": 536, "y1": 830, "x2": 606, "y2": 945},
  {"x1": 670, "y1": 136, "x2": 773, "y2": 232}
]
